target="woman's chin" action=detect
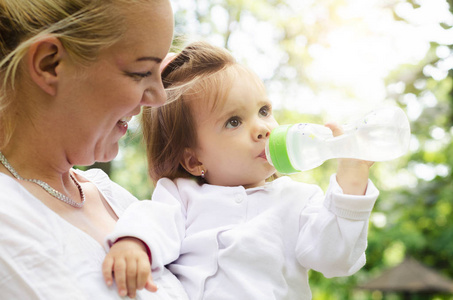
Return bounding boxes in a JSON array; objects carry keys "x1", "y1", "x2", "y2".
[{"x1": 95, "y1": 146, "x2": 120, "y2": 164}]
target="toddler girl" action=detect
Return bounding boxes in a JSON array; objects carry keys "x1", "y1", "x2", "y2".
[{"x1": 103, "y1": 41, "x2": 379, "y2": 300}]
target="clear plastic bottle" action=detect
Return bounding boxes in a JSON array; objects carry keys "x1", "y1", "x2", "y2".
[{"x1": 265, "y1": 106, "x2": 411, "y2": 174}]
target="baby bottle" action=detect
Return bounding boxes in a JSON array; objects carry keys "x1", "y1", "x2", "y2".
[{"x1": 265, "y1": 106, "x2": 411, "y2": 174}]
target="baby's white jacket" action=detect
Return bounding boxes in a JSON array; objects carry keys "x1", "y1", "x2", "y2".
[{"x1": 106, "y1": 175, "x2": 379, "y2": 300}]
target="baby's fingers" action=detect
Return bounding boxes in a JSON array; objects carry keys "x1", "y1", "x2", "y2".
[
  {"x1": 102, "y1": 255, "x2": 114, "y2": 287},
  {"x1": 324, "y1": 122, "x2": 344, "y2": 137},
  {"x1": 112, "y1": 258, "x2": 128, "y2": 297},
  {"x1": 144, "y1": 274, "x2": 158, "y2": 293},
  {"x1": 136, "y1": 259, "x2": 152, "y2": 290},
  {"x1": 125, "y1": 259, "x2": 138, "y2": 298}
]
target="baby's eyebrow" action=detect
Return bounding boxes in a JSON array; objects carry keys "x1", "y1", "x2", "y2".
[
  {"x1": 218, "y1": 109, "x2": 238, "y2": 120},
  {"x1": 258, "y1": 99, "x2": 272, "y2": 106},
  {"x1": 215, "y1": 107, "x2": 243, "y2": 124}
]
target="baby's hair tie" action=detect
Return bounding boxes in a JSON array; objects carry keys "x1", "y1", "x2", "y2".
[
  {"x1": 160, "y1": 52, "x2": 177, "y2": 74},
  {"x1": 161, "y1": 48, "x2": 192, "y2": 81}
]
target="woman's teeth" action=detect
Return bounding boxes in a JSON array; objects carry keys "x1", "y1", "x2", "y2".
[
  {"x1": 118, "y1": 116, "x2": 132, "y2": 128},
  {"x1": 119, "y1": 116, "x2": 132, "y2": 123}
]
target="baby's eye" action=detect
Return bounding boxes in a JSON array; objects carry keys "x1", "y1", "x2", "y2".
[
  {"x1": 225, "y1": 117, "x2": 242, "y2": 129},
  {"x1": 259, "y1": 105, "x2": 271, "y2": 117}
]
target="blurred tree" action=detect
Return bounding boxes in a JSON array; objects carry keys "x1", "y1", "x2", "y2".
[
  {"x1": 359, "y1": 1, "x2": 453, "y2": 299},
  {"x1": 110, "y1": 126, "x2": 153, "y2": 200}
]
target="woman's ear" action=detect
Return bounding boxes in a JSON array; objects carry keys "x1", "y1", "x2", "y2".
[
  {"x1": 181, "y1": 148, "x2": 204, "y2": 177},
  {"x1": 27, "y1": 36, "x2": 65, "y2": 96}
]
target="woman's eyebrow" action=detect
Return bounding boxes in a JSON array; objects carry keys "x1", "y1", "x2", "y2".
[{"x1": 136, "y1": 56, "x2": 163, "y2": 63}]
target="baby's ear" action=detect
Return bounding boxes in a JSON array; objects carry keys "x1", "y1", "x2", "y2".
[{"x1": 180, "y1": 148, "x2": 204, "y2": 177}]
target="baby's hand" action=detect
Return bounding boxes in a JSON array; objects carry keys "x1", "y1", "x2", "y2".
[
  {"x1": 325, "y1": 122, "x2": 374, "y2": 195},
  {"x1": 102, "y1": 237, "x2": 157, "y2": 298}
]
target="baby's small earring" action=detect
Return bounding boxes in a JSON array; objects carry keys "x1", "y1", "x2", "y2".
[{"x1": 201, "y1": 169, "x2": 205, "y2": 179}]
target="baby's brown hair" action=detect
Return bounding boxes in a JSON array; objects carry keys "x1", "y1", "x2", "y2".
[{"x1": 141, "y1": 41, "x2": 238, "y2": 184}]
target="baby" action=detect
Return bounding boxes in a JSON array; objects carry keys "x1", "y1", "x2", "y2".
[{"x1": 103, "y1": 41, "x2": 378, "y2": 300}]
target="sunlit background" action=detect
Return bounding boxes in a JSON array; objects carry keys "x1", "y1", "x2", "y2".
[{"x1": 103, "y1": 0, "x2": 453, "y2": 299}]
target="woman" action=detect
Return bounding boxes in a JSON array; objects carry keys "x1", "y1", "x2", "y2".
[{"x1": 0, "y1": 0, "x2": 188, "y2": 299}]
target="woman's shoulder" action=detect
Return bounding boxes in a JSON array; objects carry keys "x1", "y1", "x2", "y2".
[
  {"x1": 0, "y1": 173, "x2": 60, "y2": 241},
  {"x1": 0, "y1": 172, "x2": 20, "y2": 194},
  {"x1": 0, "y1": 173, "x2": 50, "y2": 209}
]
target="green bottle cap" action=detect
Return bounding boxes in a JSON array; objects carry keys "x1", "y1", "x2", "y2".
[{"x1": 268, "y1": 125, "x2": 298, "y2": 174}]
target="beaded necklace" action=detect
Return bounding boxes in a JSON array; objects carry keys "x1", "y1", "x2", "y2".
[{"x1": 0, "y1": 151, "x2": 85, "y2": 208}]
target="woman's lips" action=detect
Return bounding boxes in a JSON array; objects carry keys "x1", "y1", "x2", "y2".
[
  {"x1": 117, "y1": 116, "x2": 132, "y2": 132},
  {"x1": 117, "y1": 120, "x2": 128, "y2": 128},
  {"x1": 119, "y1": 116, "x2": 132, "y2": 123}
]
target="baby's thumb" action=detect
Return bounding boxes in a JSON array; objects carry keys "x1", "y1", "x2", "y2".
[
  {"x1": 145, "y1": 275, "x2": 158, "y2": 292},
  {"x1": 324, "y1": 122, "x2": 344, "y2": 137}
]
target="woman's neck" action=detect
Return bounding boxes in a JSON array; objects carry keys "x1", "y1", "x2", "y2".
[{"x1": 1, "y1": 135, "x2": 73, "y2": 185}]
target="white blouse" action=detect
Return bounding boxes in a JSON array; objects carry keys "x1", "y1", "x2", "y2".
[
  {"x1": 107, "y1": 175, "x2": 379, "y2": 300},
  {"x1": 0, "y1": 168, "x2": 188, "y2": 300}
]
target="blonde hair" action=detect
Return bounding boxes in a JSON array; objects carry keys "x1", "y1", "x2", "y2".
[
  {"x1": 0, "y1": 0, "x2": 152, "y2": 148},
  {"x1": 142, "y1": 41, "x2": 240, "y2": 183}
]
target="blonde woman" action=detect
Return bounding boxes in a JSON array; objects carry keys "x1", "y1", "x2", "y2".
[{"x1": 0, "y1": 0, "x2": 187, "y2": 299}]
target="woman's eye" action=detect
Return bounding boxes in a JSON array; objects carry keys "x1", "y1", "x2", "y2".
[
  {"x1": 127, "y1": 71, "x2": 152, "y2": 81},
  {"x1": 225, "y1": 117, "x2": 242, "y2": 129},
  {"x1": 259, "y1": 105, "x2": 270, "y2": 117}
]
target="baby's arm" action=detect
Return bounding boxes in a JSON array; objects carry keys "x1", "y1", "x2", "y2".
[
  {"x1": 296, "y1": 173, "x2": 379, "y2": 277},
  {"x1": 103, "y1": 178, "x2": 187, "y2": 298},
  {"x1": 325, "y1": 123, "x2": 373, "y2": 195},
  {"x1": 102, "y1": 237, "x2": 157, "y2": 298}
]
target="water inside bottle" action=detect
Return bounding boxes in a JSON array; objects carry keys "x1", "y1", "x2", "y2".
[
  {"x1": 352, "y1": 123, "x2": 410, "y2": 161},
  {"x1": 266, "y1": 106, "x2": 411, "y2": 173}
]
